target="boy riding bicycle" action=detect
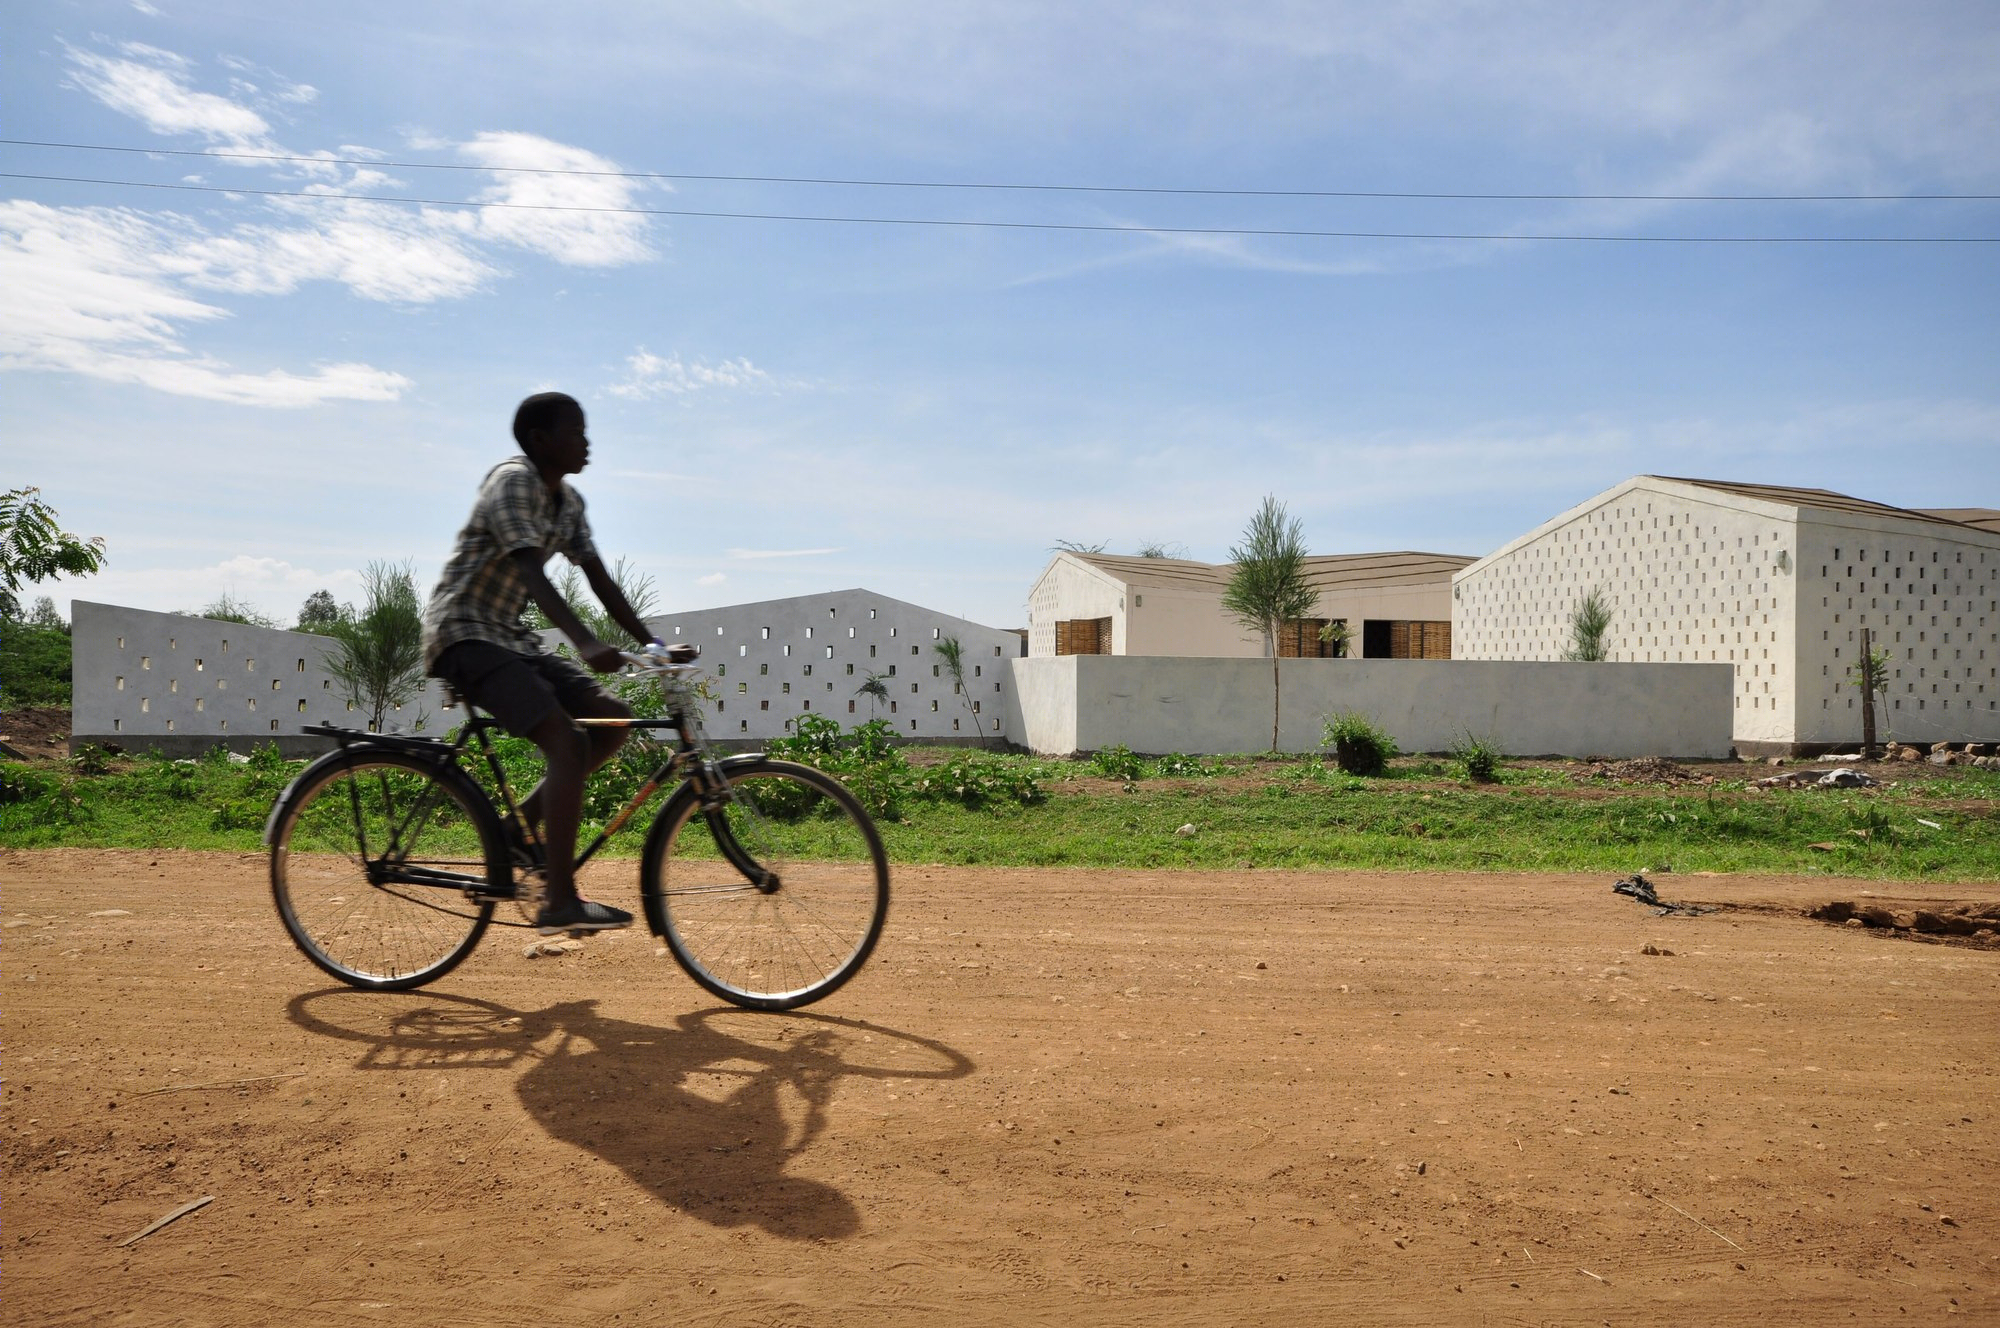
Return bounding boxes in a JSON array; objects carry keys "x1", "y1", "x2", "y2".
[{"x1": 421, "y1": 391, "x2": 654, "y2": 936}]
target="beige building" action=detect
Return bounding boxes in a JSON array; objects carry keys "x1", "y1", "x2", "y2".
[
  {"x1": 1026, "y1": 551, "x2": 1471, "y2": 659},
  {"x1": 1450, "y1": 476, "x2": 2000, "y2": 753}
]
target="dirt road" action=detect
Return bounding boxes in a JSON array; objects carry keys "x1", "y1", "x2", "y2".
[{"x1": 5, "y1": 849, "x2": 1995, "y2": 1325}]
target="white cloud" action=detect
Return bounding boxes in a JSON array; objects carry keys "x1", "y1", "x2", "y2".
[
  {"x1": 697, "y1": 572, "x2": 728, "y2": 587},
  {"x1": 0, "y1": 200, "x2": 411, "y2": 407},
  {"x1": 608, "y1": 350, "x2": 776, "y2": 399},
  {"x1": 166, "y1": 197, "x2": 498, "y2": 303},
  {"x1": 725, "y1": 547, "x2": 843, "y2": 560},
  {"x1": 66, "y1": 44, "x2": 274, "y2": 147},
  {"x1": 460, "y1": 132, "x2": 656, "y2": 266},
  {"x1": 23, "y1": 42, "x2": 667, "y2": 405}
]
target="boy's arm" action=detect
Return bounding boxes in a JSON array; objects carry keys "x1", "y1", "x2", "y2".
[
  {"x1": 579, "y1": 556, "x2": 657, "y2": 650},
  {"x1": 511, "y1": 549, "x2": 623, "y2": 672}
]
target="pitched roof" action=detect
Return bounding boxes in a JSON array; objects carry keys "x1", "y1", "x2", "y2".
[
  {"x1": 1649, "y1": 477, "x2": 1979, "y2": 530},
  {"x1": 1916, "y1": 508, "x2": 2000, "y2": 535},
  {"x1": 1074, "y1": 550, "x2": 1473, "y2": 595}
]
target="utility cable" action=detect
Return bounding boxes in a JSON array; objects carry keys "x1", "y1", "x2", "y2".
[
  {"x1": 2, "y1": 138, "x2": 1995, "y2": 203},
  {"x1": 5, "y1": 172, "x2": 1995, "y2": 243}
]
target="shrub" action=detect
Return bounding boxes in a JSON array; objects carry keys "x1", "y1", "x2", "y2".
[
  {"x1": 1323, "y1": 711, "x2": 1396, "y2": 777},
  {"x1": 906, "y1": 753, "x2": 1047, "y2": 809},
  {"x1": 766, "y1": 715, "x2": 911, "y2": 819},
  {"x1": 69, "y1": 744, "x2": 115, "y2": 776},
  {"x1": 1089, "y1": 744, "x2": 1145, "y2": 782},
  {"x1": 1153, "y1": 752, "x2": 1219, "y2": 778},
  {"x1": 1452, "y1": 732, "x2": 1504, "y2": 783}
]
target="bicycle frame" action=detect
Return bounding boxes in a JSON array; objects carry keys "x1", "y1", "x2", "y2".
[{"x1": 278, "y1": 656, "x2": 744, "y2": 900}]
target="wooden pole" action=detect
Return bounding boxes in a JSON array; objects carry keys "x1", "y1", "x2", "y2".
[{"x1": 1859, "y1": 626, "x2": 1877, "y2": 755}]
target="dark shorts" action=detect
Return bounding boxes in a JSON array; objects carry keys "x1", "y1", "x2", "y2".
[{"x1": 431, "y1": 641, "x2": 622, "y2": 737}]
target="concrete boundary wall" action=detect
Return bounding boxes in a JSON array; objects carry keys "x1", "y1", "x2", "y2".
[
  {"x1": 1006, "y1": 656, "x2": 1735, "y2": 758},
  {"x1": 70, "y1": 601, "x2": 459, "y2": 757}
]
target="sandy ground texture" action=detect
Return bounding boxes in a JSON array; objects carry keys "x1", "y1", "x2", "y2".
[{"x1": 4, "y1": 848, "x2": 1996, "y2": 1326}]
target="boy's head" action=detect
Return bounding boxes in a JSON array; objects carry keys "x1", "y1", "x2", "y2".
[{"x1": 513, "y1": 392, "x2": 589, "y2": 476}]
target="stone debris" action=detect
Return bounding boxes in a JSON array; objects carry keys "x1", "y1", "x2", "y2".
[
  {"x1": 522, "y1": 937, "x2": 585, "y2": 958},
  {"x1": 1586, "y1": 758, "x2": 1708, "y2": 786}
]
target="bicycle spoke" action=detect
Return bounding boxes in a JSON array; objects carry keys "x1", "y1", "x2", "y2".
[{"x1": 271, "y1": 755, "x2": 495, "y2": 990}]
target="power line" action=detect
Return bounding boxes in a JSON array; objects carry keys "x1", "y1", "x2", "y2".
[
  {"x1": 4, "y1": 172, "x2": 1994, "y2": 243},
  {"x1": 3, "y1": 137, "x2": 1996, "y2": 203}
]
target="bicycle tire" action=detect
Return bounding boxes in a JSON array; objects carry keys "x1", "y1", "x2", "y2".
[
  {"x1": 641, "y1": 757, "x2": 888, "y2": 1010},
  {"x1": 270, "y1": 750, "x2": 501, "y2": 991}
]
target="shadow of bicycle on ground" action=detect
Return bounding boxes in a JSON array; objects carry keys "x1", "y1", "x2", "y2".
[{"x1": 287, "y1": 990, "x2": 975, "y2": 1240}]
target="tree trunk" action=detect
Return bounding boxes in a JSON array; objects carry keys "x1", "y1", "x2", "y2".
[
  {"x1": 1270, "y1": 653, "x2": 1280, "y2": 752},
  {"x1": 1859, "y1": 627, "x2": 1877, "y2": 754}
]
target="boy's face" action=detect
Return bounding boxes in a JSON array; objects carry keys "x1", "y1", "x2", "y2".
[{"x1": 525, "y1": 407, "x2": 590, "y2": 476}]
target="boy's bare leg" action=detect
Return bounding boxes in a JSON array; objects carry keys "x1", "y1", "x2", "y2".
[
  {"x1": 518, "y1": 697, "x2": 631, "y2": 902},
  {"x1": 522, "y1": 711, "x2": 591, "y2": 906}
]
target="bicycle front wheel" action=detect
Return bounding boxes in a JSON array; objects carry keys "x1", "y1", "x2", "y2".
[
  {"x1": 643, "y1": 758, "x2": 888, "y2": 1010},
  {"x1": 270, "y1": 752, "x2": 499, "y2": 991}
]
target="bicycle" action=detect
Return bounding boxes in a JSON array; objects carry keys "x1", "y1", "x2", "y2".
[{"x1": 264, "y1": 644, "x2": 889, "y2": 1009}]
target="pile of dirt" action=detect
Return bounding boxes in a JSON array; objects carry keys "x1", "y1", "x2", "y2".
[
  {"x1": 0, "y1": 706, "x2": 69, "y2": 759},
  {"x1": 1810, "y1": 898, "x2": 2000, "y2": 947},
  {"x1": 1583, "y1": 756, "x2": 1710, "y2": 786}
]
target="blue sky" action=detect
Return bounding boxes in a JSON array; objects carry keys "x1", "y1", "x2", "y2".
[{"x1": 6, "y1": 1, "x2": 1997, "y2": 631}]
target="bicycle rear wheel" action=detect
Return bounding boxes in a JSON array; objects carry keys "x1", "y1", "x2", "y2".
[
  {"x1": 270, "y1": 752, "x2": 499, "y2": 991},
  {"x1": 642, "y1": 758, "x2": 888, "y2": 1010}
]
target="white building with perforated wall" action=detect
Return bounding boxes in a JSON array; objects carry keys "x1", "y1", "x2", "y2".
[
  {"x1": 1450, "y1": 477, "x2": 2000, "y2": 753},
  {"x1": 646, "y1": 589, "x2": 1023, "y2": 744}
]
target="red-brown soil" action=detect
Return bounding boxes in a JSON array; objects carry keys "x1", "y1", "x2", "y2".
[{"x1": 4, "y1": 849, "x2": 1995, "y2": 1325}]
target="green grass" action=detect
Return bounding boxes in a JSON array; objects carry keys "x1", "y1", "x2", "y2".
[{"x1": 4, "y1": 746, "x2": 1998, "y2": 880}]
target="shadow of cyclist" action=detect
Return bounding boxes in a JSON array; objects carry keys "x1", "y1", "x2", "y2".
[{"x1": 287, "y1": 990, "x2": 974, "y2": 1241}]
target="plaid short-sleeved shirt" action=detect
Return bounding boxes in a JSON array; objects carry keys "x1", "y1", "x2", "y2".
[{"x1": 422, "y1": 455, "x2": 600, "y2": 667}]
